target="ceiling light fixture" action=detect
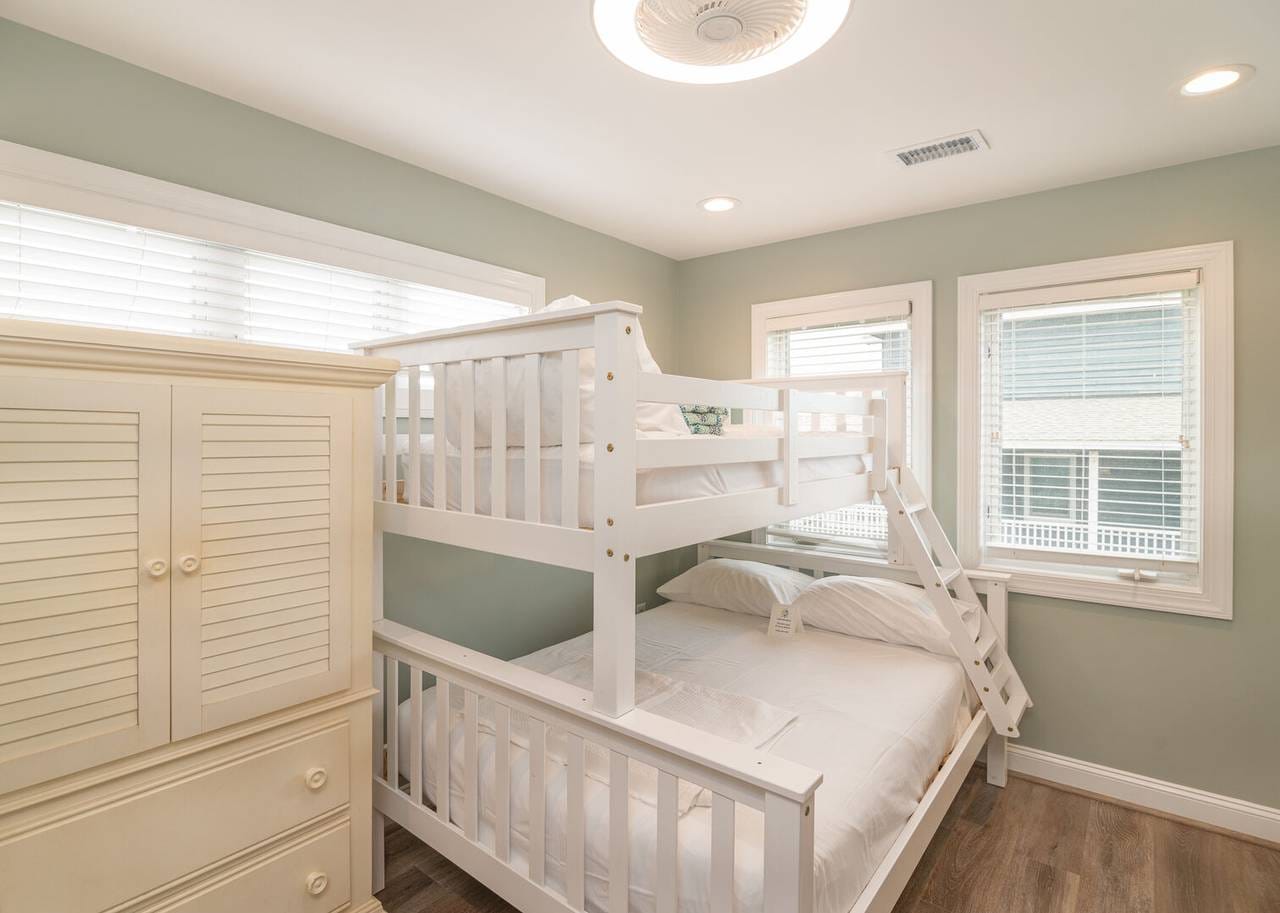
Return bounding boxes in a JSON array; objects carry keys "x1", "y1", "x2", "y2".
[
  {"x1": 593, "y1": 1, "x2": 852, "y2": 85},
  {"x1": 1180, "y1": 64, "x2": 1255, "y2": 96},
  {"x1": 699, "y1": 196, "x2": 740, "y2": 213}
]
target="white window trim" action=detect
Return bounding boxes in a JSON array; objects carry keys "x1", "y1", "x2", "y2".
[
  {"x1": 957, "y1": 243, "x2": 1234, "y2": 619},
  {"x1": 750, "y1": 281, "x2": 933, "y2": 563},
  {"x1": 0, "y1": 140, "x2": 546, "y2": 314}
]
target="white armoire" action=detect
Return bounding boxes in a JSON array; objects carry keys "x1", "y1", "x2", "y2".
[{"x1": 0, "y1": 319, "x2": 397, "y2": 913}]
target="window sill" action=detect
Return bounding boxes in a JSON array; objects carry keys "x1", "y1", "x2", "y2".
[{"x1": 978, "y1": 560, "x2": 1231, "y2": 620}]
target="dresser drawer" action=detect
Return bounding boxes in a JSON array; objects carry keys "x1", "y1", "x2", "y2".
[
  {"x1": 145, "y1": 819, "x2": 350, "y2": 913},
  {"x1": 0, "y1": 723, "x2": 349, "y2": 913}
]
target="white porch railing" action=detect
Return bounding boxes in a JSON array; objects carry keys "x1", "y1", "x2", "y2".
[
  {"x1": 993, "y1": 518, "x2": 1184, "y2": 558},
  {"x1": 777, "y1": 503, "x2": 889, "y2": 543}
]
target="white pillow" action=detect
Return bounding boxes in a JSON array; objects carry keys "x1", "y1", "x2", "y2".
[
  {"x1": 786, "y1": 575, "x2": 979, "y2": 657},
  {"x1": 657, "y1": 559, "x2": 816, "y2": 618},
  {"x1": 444, "y1": 295, "x2": 687, "y2": 448}
]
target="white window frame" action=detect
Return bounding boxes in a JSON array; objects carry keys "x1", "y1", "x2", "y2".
[
  {"x1": 751, "y1": 280, "x2": 933, "y2": 560},
  {"x1": 0, "y1": 139, "x2": 545, "y2": 326},
  {"x1": 957, "y1": 243, "x2": 1233, "y2": 619}
]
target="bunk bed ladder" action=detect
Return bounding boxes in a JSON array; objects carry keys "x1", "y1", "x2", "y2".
[{"x1": 882, "y1": 467, "x2": 1033, "y2": 737}]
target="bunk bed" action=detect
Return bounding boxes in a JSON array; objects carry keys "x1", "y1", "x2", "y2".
[{"x1": 360, "y1": 301, "x2": 1031, "y2": 913}]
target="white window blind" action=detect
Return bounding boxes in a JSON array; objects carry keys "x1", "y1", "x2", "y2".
[
  {"x1": 980, "y1": 281, "x2": 1200, "y2": 570},
  {"x1": 0, "y1": 200, "x2": 528, "y2": 351},
  {"x1": 765, "y1": 304, "x2": 912, "y2": 552}
]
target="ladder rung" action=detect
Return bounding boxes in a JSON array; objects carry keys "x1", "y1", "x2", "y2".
[
  {"x1": 991, "y1": 660, "x2": 1014, "y2": 690},
  {"x1": 975, "y1": 629, "x2": 998, "y2": 661},
  {"x1": 905, "y1": 501, "x2": 927, "y2": 514},
  {"x1": 939, "y1": 567, "x2": 964, "y2": 586},
  {"x1": 1006, "y1": 690, "x2": 1030, "y2": 724}
]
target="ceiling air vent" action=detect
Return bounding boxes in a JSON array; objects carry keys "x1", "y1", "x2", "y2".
[{"x1": 891, "y1": 131, "x2": 988, "y2": 167}]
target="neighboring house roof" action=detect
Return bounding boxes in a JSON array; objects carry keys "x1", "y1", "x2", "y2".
[{"x1": 1002, "y1": 396, "x2": 1183, "y2": 449}]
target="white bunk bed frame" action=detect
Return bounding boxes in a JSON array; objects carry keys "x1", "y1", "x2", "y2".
[{"x1": 360, "y1": 302, "x2": 1029, "y2": 913}]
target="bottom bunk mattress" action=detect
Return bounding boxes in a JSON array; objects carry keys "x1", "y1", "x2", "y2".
[
  {"x1": 397, "y1": 424, "x2": 868, "y2": 528},
  {"x1": 393, "y1": 601, "x2": 971, "y2": 913}
]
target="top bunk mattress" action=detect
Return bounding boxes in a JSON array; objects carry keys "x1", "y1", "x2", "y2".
[
  {"x1": 397, "y1": 424, "x2": 868, "y2": 528},
  {"x1": 394, "y1": 601, "x2": 970, "y2": 913}
]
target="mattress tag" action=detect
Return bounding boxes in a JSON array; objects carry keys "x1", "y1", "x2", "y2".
[{"x1": 767, "y1": 602, "x2": 802, "y2": 637}]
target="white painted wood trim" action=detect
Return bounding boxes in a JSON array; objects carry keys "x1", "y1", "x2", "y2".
[
  {"x1": 955, "y1": 242, "x2": 1234, "y2": 618},
  {"x1": 1006, "y1": 745, "x2": 1280, "y2": 846},
  {"x1": 0, "y1": 140, "x2": 545, "y2": 310}
]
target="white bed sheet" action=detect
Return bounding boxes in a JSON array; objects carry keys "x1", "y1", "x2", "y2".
[
  {"x1": 397, "y1": 424, "x2": 868, "y2": 528},
  {"x1": 394, "y1": 602, "x2": 970, "y2": 913}
]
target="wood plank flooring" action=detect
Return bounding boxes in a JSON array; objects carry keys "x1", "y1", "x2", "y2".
[{"x1": 376, "y1": 767, "x2": 1280, "y2": 913}]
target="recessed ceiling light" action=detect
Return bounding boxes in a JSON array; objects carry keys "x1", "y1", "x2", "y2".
[
  {"x1": 593, "y1": 1, "x2": 852, "y2": 85},
  {"x1": 1180, "y1": 64, "x2": 1255, "y2": 96},
  {"x1": 699, "y1": 197, "x2": 740, "y2": 213}
]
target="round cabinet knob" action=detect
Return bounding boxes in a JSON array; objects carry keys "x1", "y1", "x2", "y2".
[
  {"x1": 304, "y1": 767, "x2": 328, "y2": 791},
  {"x1": 178, "y1": 555, "x2": 201, "y2": 574},
  {"x1": 305, "y1": 872, "x2": 329, "y2": 897},
  {"x1": 145, "y1": 558, "x2": 168, "y2": 578}
]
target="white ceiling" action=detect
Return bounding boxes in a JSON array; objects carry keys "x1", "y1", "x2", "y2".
[{"x1": 4, "y1": 1, "x2": 1278, "y2": 259}]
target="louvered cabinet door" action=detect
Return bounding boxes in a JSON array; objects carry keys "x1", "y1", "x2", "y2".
[
  {"x1": 0, "y1": 378, "x2": 171, "y2": 792},
  {"x1": 170, "y1": 386, "x2": 352, "y2": 739}
]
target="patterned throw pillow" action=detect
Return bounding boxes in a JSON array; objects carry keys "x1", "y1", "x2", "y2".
[{"x1": 680, "y1": 404, "x2": 728, "y2": 435}]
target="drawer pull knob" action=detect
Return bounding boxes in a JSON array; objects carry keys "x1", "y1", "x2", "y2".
[
  {"x1": 306, "y1": 872, "x2": 329, "y2": 896},
  {"x1": 304, "y1": 767, "x2": 328, "y2": 790},
  {"x1": 179, "y1": 554, "x2": 201, "y2": 574},
  {"x1": 145, "y1": 558, "x2": 168, "y2": 578}
]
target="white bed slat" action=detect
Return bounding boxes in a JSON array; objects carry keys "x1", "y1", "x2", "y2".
[
  {"x1": 463, "y1": 688, "x2": 479, "y2": 839},
  {"x1": 433, "y1": 364, "x2": 447, "y2": 510},
  {"x1": 383, "y1": 379, "x2": 396, "y2": 502},
  {"x1": 494, "y1": 702, "x2": 512, "y2": 863},
  {"x1": 656, "y1": 770, "x2": 679, "y2": 913},
  {"x1": 523, "y1": 353, "x2": 540, "y2": 523},
  {"x1": 490, "y1": 357, "x2": 506, "y2": 519},
  {"x1": 436, "y1": 678, "x2": 451, "y2": 825},
  {"x1": 608, "y1": 750, "x2": 630, "y2": 913},
  {"x1": 565, "y1": 731, "x2": 586, "y2": 910},
  {"x1": 711, "y1": 793, "x2": 735, "y2": 913},
  {"x1": 407, "y1": 365, "x2": 422, "y2": 508},
  {"x1": 460, "y1": 361, "x2": 476, "y2": 515},
  {"x1": 782, "y1": 389, "x2": 799, "y2": 506},
  {"x1": 409, "y1": 665, "x2": 424, "y2": 806},
  {"x1": 560, "y1": 350, "x2": 579, "y2": 528},
  {"x1": 528, "y1": 717, "x2": 547, "y2": 885},
  {"x1": 763, "y1": 792, "x2": 816, "y2": 913},
  {"x1": 385, "y1": 656, "x2": 399, "y2": 787}
]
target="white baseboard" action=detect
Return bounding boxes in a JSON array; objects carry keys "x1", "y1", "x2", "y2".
[{"x1": 1007, "y1": 745, "x2": 1280, "y2": 845}]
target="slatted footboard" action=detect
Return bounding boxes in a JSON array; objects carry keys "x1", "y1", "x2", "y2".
[{"x1": 372, "y1": 619, "x2": 823, "y2": 913}]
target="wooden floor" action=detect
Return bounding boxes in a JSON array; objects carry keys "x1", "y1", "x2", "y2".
[{"x1": 376, "y1": 768, "x2": 1280, "y2": 913}]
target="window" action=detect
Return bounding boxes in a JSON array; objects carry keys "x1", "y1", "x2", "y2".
[
  {"x1": 751, "y1": 282, "x2": 932, "y2": 559},
  {"x1": 0, "y1": 200, "x2": 530, "y2": 351},
  {"x1": 958, "y1": 244, "x2": 1233, "y2": 618}
]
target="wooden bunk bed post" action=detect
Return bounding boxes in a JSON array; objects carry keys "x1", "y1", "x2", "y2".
[{"x1": 592, "y1": 310, "x2": 639, "y2": 717}]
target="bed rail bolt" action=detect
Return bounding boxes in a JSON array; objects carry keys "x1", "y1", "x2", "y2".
[
  {"x1": 607, "y1": 548, "x2": 614, "y2": 557},
  {"x1": 607, "y1": 372, "x2": 614, "y2": 381},
  {"x1": 607, "y1": 518, "x2": 614, "y2": 526},
  {"x1": 625, "y1": 326, "x2": 632, "y2": 335},
  {"x1": 607, "y1": 443, "x2": 615, "y2": 452},
  {"x1": 624, "y1": 553, "x2": 631, "y2": 562}
]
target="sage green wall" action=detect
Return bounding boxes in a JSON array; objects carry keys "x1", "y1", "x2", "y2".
[
  {"x1": 0, "y1": 18, "x2": 691, "y2": 661},
  {"x1": 675, "y1": 145, "x2": 1280, "y2": 808}
]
